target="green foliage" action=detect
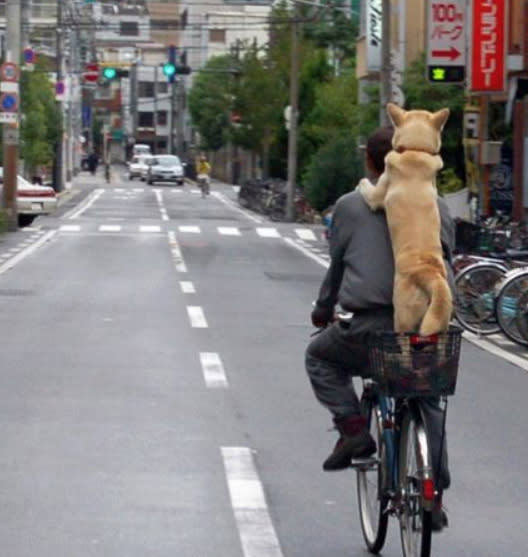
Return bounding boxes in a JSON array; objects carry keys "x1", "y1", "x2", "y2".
[
  {"x1": 0, "y1": 208, "x2": 7, "y2": 234},
  {"x1": 303, "y1": 133, "x2": 363, "y2": 211},
  {"x1": 437, "y1": 167, "x2": 464, "y2": 195},
  {"x1": 19, "y1": 60, "x2": 62, "y2": 175},
  {"x1": 188, "y1": 55, "x2": 234, "y2": 151}
]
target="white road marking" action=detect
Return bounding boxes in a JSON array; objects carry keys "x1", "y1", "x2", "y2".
[
  {"x1": 0, "y1": 231, "x2": 57, "y2": 276},
  {"x1": 99, "y1": 225, "x2": 122, "y2": 232},
  {"x1": 256, "y1": 227, "x2": 280, "y2": 238},
  {"x1": 153, "y1": 189, "x2": 169, "y2": 221},
  {"x1": 212, "y1": 192, "x2": 263, "y2": 224},
  {"x1": 463, "y1": 331, "x2": 528, "y2": 371},
  {"x1": 218, "y1": 227, "x2": 240, "y2": 236},
  {"x1": 133, "y1": 188, "x2": 144, "y2": 192},
  {"x1": 179, "y1": 225, "x2": 201, "y2": 233},
  {"x1": 180, "y1": 281, "x2": 195, "y2": 293},
  {"x1": 200, "y1": 353, "x2": 228, "y2": 388},
  {"x1": 168, "y1": 231, "x2": 187, "y2": 272},
  {"x1": 295, "y1": 228, "x2": 317, "y2": 241},
  {"x1": 283, "y1": 237, "x2": 329, "y2": 269},
  {"x1": 66, "y1": 188, "x2": 104, "y2": 219},
  {"x1": 8, "y1": 248, "x2": 21, "y2": 253},
  {"x1": 139, "y1": 225, "x2": 161, "y2": 233},
  {"x1": 222, "y1": 447, "x2": 284, "y2": 557},
  {"x1": 60, "y1": 224, "x2": 82, "y2": 232},
  {"x1": 160, "y1": 208, "x2": 169, "y2": 221},
  {"x1": 187, "y1": 306, "x2": 208, "y2": 328}
]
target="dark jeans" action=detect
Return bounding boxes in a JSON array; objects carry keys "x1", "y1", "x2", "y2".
[{"x1": 305, "y1": 317, "x2": 450, "y2": 489}]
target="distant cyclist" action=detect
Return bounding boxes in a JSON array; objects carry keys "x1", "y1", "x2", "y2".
[{"x1": 196, "y1": 155, "x2": 211, "y2": 198}]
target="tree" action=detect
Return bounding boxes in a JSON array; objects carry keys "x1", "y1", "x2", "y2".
[{"x1": 187, "y1": 55, "x2": 235, "y2": 151}]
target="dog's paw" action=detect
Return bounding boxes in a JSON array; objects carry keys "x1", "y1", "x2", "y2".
[{"x1": 357, "y1": 179, "x2": 379, "y2": 210}]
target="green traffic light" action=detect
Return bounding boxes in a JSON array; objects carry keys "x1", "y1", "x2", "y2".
[
  {"x1": 103, "y1": 67, "x2": 117, "y2": 80},
  {"x1": 163, "y1": 63, "x2": 176, "y2": 77}
]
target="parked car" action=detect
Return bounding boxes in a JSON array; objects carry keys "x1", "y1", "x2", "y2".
[
  {"x1": 128, "y1": 154, "x2": 152, "y2": 180},
  {"x1": 0, "y1": 168, "x2": 58, "y2": 226},
  {"x1": 146, "y1": 155, "x2": 185, "y2": 186}
]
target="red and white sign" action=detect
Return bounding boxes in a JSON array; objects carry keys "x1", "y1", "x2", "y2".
[
  {"x1": 470, "y1": 0, "x2": 507, "y2": 92},
  {"x1": 0, "y1": 62, "x2": 19, "y2": 82},
  {"x1": 427, "y1": 1, "x2": 466, "y2": 67},
  {"x1": 83, "y1": 63, "x2": 99, "y2": 83}
]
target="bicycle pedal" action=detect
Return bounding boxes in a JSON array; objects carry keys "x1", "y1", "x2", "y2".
[{"x1": 349, "y1": 457, "x2": 378, "y2": 469}]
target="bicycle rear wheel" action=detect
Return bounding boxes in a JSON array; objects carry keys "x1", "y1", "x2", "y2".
[
  {"x1": 399, "y1": 408, "x2": 433, "y2": 557},
  {"x1": 454, "y1": 262, "x2": 506, "y2": 335},
  {"x1": 495, "y1": 270, "x2": 528, "y2": 346},
  {"x1": 357, "y1": 391, "x2": 389, "y2": 553}
]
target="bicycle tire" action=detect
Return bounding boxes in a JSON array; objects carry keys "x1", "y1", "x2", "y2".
[
  {"x1": 454, "y1": 262, "x2": 506, "y2": 335},
  {"x1": 398, "y1": 408, "x2": 433, "y2": 557},
  {"x1": 495, "y1": 269, "x2": 528, "y2": 346},
  {"x1": 357, "y1": 391, "x2": 389, "y2": 554},
  {"x1": 515, "y1": 289, "x2": 528, "y2": 342}
]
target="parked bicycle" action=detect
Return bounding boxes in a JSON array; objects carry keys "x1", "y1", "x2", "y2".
[{"x1": 355, "y1": 326, "x2": 462, "y2": 556}]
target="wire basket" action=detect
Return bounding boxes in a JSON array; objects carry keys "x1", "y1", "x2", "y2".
[{"x1": 368, "y1": 326, "x2": 463, "y2": 397}]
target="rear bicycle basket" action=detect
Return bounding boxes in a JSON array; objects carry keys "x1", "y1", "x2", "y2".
[{"x1": 368, "y1": 326, "x2": 463, "y2": 397}]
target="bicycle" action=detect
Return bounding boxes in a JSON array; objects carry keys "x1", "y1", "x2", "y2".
[
  {"x1": 355, "y1": 326, "x2": 462, "y2": 557},
  {"x1": 197, "y1": 173, "x2": 210, "y2": 198}
]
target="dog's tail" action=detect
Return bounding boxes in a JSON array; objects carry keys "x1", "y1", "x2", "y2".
[{"x1": 419, "y1": 275, "x2": 452, "y2": 336}]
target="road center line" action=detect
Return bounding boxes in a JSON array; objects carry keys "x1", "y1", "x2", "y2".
[
  {"x1": 180, "y1": 281, "x2": 195, "y2": 293},
  {"x1": 200, "y1": 352, "x2": 228, "y2": 388},
  {"x1": 168, "y1": 231, "x2": 187, "y2": 272},
  {"x1": 187, "y1": 306, "x2": 208, "y2": 328},
  {"x1": 222, "y1": 447, "x2": 284, "y2": 557}
]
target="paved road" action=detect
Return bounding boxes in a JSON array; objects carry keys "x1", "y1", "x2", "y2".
[{"x1": 0, "y1": 169, "x2": 526, "y2": 556}]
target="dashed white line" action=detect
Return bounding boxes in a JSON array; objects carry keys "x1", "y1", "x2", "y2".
[
  {"x1": 256, "y1": 227, "x2": 280, "y2": 238},
  {"x1": 60, "y1": 224, "x2": 82, "y2": 232},
  {"x1": 187, "y1": 306, "x2": 208, "y2": 328},
  {"x1": 99, "y1": 225, "x2": 122, "y2": 232},
  {"x1": 168, "y1": 231, "x2": 187, "y2": 272},
  {"x1": 222, "y1": 447, "x2": 284, "y2": 557},
  {"x1": 179, "y1": 225, "x2": 201, "y2": 233},
  {"x1": 218, "y1": 227, "x2": 241, "y2": 236},
  {"x1": 295, "y1": 228, "x2": 317, "y2": 241},
  {"x1": 200, "y1": 352, "x2": 228, "y2": 388},
  {"x1": 139, "y1": 225, "x2": 161, "y2": 233},
  {"x1": 180, "y1": 281, "x2": 195, "y2": 293}
]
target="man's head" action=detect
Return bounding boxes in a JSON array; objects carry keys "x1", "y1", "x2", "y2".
[{"x1": 366, "y1": 127, "x2": 394, "y2": 177}]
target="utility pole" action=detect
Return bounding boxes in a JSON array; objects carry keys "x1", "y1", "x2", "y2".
[
  {"x1": 379, "y1": 0, "x2": 392, "y2": 126},
  {"x1": 2, "y1": 0, "x2": 22, "y2": 232},
  {"x1": 54, "y1": 0, "x2": 64, "y2": 192},
  {"x1": 286, "y1": 9, "x2": 300, "y2": 223},
  {"x1": 168, "y1": 79, "x2": 175, "y2": 154}
]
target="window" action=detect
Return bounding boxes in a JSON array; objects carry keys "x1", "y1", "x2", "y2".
[
  {"x1": 157, "y1": 111, "x2": 168, "y2": 126},
  {"x1": 138, "y1": 112, "x2": 154, "y2": 127},
  {"x1": 138, "y1": 81, "x2": 155, "y2": 97},
  {"x1": 120, "y1": 21, "x2": 139, "y2": 36},
  {"x1": 209, "y1": 29, "x2": 226, "y2": 43},
  {"x1": 158, "y1": 82, "x2": 168, "y2": 94}
]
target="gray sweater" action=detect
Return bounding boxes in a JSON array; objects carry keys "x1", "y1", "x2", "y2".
[{"x1": 316, "y1": 188, "x2": 456, "y2": 315}]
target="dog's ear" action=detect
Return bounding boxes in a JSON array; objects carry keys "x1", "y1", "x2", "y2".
[
  {"x1": 386, "y1": 103, "x2": 406, "y2": 127},
  {"x1": 431, "y1": 108, "x2": 450, "y2": 131}
]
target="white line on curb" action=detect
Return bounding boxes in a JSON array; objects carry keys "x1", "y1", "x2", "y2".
[
  {"x1": 463, "y1": 331, "x2": 528, "y2": 372},
  {"x1": 66, "y1": 188, "x2": 104, "y2": 219},
  {"x1": 282, "y1": 237, "x2": 329, "y2": 269},
  {"x1": 222, "y1": 447, "x2": 284, "y2": 557},
  {"x1": 0, "y1": 231, "x2": 57, "y2": 276}
]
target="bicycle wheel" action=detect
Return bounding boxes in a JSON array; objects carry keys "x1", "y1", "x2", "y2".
[
  {"x1": 496, "y1": 270, "x2": 528, "y2": 346},
  {"x1": 399, "y1": 408, "x2": 433, "y2": 557},
  {"x1": 454, "y1": 262, "x2": 506, "y2": 335},
  {"x1": 357, "y1": 390, "x2": 389, "y2": 553},
  {"x1": 515, "y1": 289, "x2": 528, "y2": 342}
]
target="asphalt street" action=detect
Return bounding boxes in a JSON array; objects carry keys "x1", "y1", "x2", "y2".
[{"x1": 0, "y1": 168, "x2": 526, "y2": 556}]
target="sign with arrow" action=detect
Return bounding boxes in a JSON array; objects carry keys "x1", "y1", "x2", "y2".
[{"x1": 426, "y1": 1, "x2": 466, "y2": 83}]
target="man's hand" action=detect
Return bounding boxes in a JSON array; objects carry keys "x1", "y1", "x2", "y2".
[{"x1": 311, "y1": 304, "x2": 334, "y2": 328}]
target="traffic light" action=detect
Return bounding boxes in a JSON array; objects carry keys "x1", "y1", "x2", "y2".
[
  {"x1": 162, "y1": 62, "x2": 176, "y2": 80},
  {"x1": 163, "y1": 45, "x2": 191, "y2": 83},
  {"x1": 102, "y1": 67, "x2": 117, "y2": 80}
]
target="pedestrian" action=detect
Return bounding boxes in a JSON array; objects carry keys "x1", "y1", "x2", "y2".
[
  {"x1": 305, "y1": 125, "x2": 456, "y2": 532},
  {"x1": 87, "y1": 152, "x2": 98, "y2": 175}
]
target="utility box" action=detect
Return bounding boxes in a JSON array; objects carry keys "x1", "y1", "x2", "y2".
[{"x1": 480, "y1": 141, "x2": 503, "y2": 165}]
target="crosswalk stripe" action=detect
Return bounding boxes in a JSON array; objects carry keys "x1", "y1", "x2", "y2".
[
  {"x1": 178, "y1": 225, "x2": 201, "y2": 233},
  {"x1": 295, "y1": 228, "x2": 317, "y2": 241},
  {"x1": 200, "y1": 352, "x2": 228, "y2": 388},
  {"x1": 218, "y1": 227, "x2": 240, "y2": 236},
  {"x1": 139, "y1": 225, "x2": 161, "y2": 232},
  {"x1": 99, "y1": 225, "x2": 122, "y2": 232},
  {"x1": 60, "y1": 224, "x2": 82, "y2": 232},
  {"x1": 256, "y1": 227, "x2": 280, "y2": 238}
]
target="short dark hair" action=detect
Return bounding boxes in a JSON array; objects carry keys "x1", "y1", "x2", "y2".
[{"x1": 366, "y1": 127, "x2": 394, "y2": 174}]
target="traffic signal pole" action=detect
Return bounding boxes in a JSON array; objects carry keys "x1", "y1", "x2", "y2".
[
  {"x1": 2, "y1": 0, "x2": 21, "y2": 232},
  {"x1": 379, "y1": 0, "x2": 392, "y2": 126}
]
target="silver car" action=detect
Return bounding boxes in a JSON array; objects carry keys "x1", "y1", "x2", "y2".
[
  {"x1": 146, "y1": 155, "x2": 185, "y2": 186},
  {"x1": 128, "y1": 154, "x2": 152, "y2": 180}
]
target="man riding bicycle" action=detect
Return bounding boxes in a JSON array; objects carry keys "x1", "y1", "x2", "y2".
[
  {"x1": 305, "y1": 126, "x2": 456, "y2": 531},
  {"x1": 196, "y1": 155, "x2": 211, "y2": 197}
]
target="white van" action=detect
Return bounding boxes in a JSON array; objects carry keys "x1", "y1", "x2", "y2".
[{"x1": 132, "y1": 144, "x2": 151, "y2": 157}]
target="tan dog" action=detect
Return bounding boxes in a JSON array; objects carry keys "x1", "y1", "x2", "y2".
[{"x1": 357, "y1": 103, "x2": 452, "y2": 335}]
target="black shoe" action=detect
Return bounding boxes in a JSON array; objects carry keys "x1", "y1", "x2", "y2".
[
  {"x1": 431, "y1": 501, "x2": 448, "y2": 532},
  {"x1": 323, "y1": 428, "x2": 376, "y2": 471}
]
